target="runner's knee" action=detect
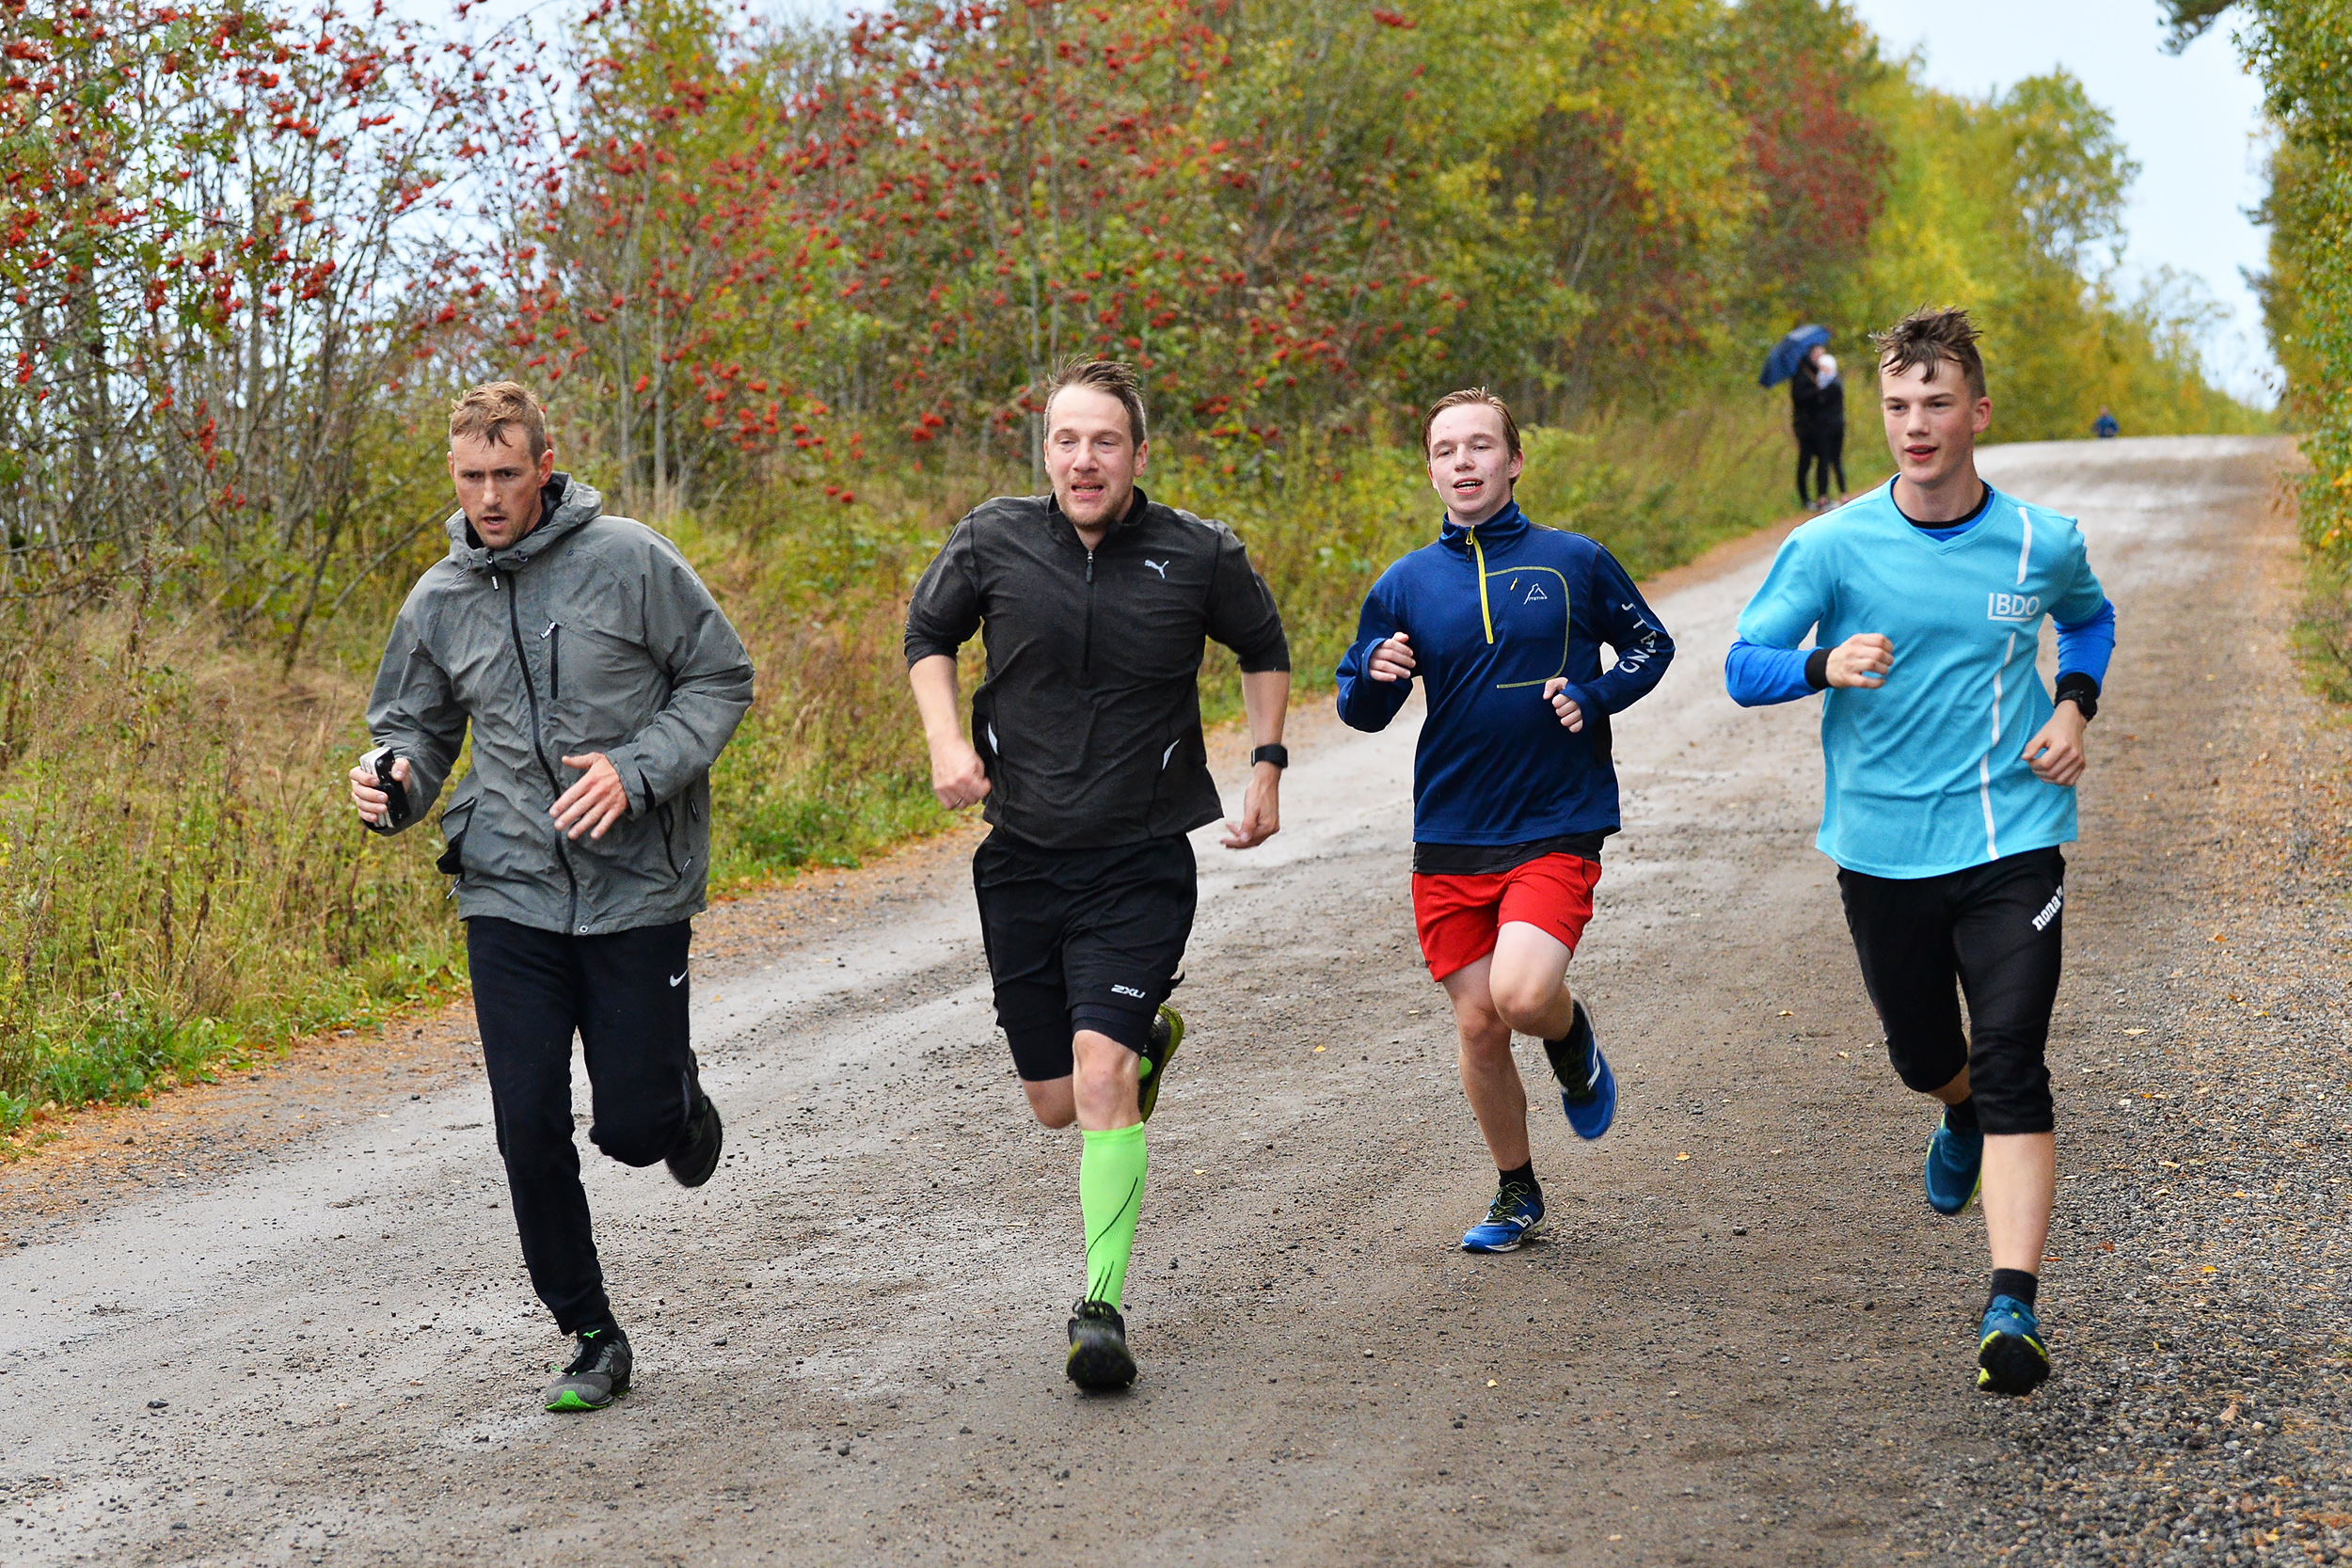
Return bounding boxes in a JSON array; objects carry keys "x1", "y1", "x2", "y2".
[
  {"x1": 1487, "y1": 976, "x2": 1561, "y2": 1035},
  {"x1": 591, "y1": 1097, "x2": 689, "y2": 1168},
  {"x1": 1964, "y1": 1032, "x2": 2055, "y2": 1136}
]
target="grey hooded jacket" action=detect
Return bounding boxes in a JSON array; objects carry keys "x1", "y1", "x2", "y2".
[{"x1": 365, "y1": 474, "x2": 755, "y2": 935}]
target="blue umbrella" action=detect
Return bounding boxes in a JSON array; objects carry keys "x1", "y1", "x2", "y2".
[{"x1": 1759, "y1": 324, "x2": 1831, "y2": 388}]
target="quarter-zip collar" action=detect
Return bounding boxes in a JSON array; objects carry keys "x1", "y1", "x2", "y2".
[
  {"x1": 445, "y1": 473, "x2": 605, "y2": 575},
  {"x1": 1441, "y1": 500, "x2": 1529, "y2": 644},
  {"x1": 1045, "y1": 483, "x2": 1151, "y2": 549},
  {"x1": 1438, "y1": 499, "x2": 1529, "y2": 557}
]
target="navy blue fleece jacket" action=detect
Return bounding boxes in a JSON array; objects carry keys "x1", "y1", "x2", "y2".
[{"x1": 1334, "y1": 503, "x2": 1674, "y2": 847}]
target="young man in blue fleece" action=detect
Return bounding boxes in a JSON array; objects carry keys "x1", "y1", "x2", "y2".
[
  {"x1": 1725, "y1": 307, "x2": 2117, "y2": 1396},
  {"x1": 1337, "y1": 388, "x2": 1674, "y2": 1254}
]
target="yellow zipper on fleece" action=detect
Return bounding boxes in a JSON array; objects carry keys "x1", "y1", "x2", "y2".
[{"x1": 1470, "y1": 531, "x2": 1494, "y2": 644}]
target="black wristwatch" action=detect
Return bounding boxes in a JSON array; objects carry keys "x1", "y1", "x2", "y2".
[
  {"x1": 2054, "y1": 673, "x2": 2100, "y2": 723},
  {"x1": 1250, "y1": 743, "x2": 1290, "y2": 770}
]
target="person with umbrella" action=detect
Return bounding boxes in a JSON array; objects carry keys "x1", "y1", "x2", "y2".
[{"x1": 1762, "y1": 325, "x2": 1846, "y2": 513}]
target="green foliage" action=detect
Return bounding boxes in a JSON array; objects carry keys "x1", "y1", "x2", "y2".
[
  {"x1": 2220, "y1": 2, "x2": 2352, "y2": 560},
  {"x1": 0, "y1": 0, "x2": 2276, "y2": 1133},
  {"x1": 1838, "y1": 61, "x2": 2268, "y2": 443}
]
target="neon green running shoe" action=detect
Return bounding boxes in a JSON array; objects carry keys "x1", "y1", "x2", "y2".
[
  {"x1": 1136, "y1": 1006, "x2": 1184, "y2": 1123},
  {"x1": 544, "y1": 1324, "x2": 631, "y2": 1413}
]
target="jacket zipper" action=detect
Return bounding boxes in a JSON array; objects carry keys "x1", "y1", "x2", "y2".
[
  {"x1": 542, "y1": 620, "x2": 560, "y2": 701},
  {"x1": 500, "y1": 569, "x2": 580, "y2": 930},
  {"x1": 1081, "y1": 546, "x2": 1096, "y2": 682},
  {"x1": 1470, "y1": 531, "x2": 1495, "y2": 644}
]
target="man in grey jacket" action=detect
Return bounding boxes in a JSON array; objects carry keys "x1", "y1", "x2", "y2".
[{"x1": 348, "y1": 382, "x2": 755, "y2": 1413}]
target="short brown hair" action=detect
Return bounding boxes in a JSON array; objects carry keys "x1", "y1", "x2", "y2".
[
  {"x1": 450, "y1": 381, "x2": 549, "y2": 460},
  {"x1": 1421, "y1": 388, "x2": 1521, "y2": 459},
  {"x1": 1870, "y1": 307, "x2": 1987, "y2": 400},
  {"x1": 1043, "y1": 356, "x2": 1147, "y2": 444}
]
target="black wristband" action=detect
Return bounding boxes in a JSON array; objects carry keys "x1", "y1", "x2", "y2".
[
  {"x1": 1250, "y1": 743, "x2": 1289, "y2": 770},
  {"x1": 1804, "y1": 646, "x2": 1833, "y2": 691},
  {"x1": 2054, "y1": 672, "x2": 2100, "y2": 722}
]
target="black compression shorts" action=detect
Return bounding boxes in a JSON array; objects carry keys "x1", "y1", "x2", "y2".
[
  {"x1": 1836, "y1": 847, "x2": 2066, "y2": 1136},
  {"x1": 972, "y1": 831, "x2": 1196, "y2": 1082}
]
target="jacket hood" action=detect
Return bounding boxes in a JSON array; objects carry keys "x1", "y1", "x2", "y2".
[
  {"x1": 1438, "y1": 499, "x2": 1529, "y2": 556},
  {"x1": 443, "y1": 473, "x2": 606, "y2": 573}
]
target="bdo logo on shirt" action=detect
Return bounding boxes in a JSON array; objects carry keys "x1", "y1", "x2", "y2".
[{"x1": 1986, "y1": 592, "x2": 2042, "y2": 622}]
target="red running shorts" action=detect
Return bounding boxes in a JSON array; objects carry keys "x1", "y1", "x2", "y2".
[{"x1": 1411, "y1": 853, "x2": 1602, "y2": 982}]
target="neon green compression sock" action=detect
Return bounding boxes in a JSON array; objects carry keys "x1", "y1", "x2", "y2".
[{"x1": 1079, "y1": 1121, "x2": 1148, "y2": 1307}]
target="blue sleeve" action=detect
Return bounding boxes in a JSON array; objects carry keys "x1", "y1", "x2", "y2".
[
  {"x1": 1725, "y1": 638, "x2": 1820, "y2": 706},
  {"x1": 2055, "y1": 597, "x2": 2115, "y2": 685},
  {"x1": 1335, "y1": 574, "x2": 1413, "y2": 733},
  {"x1": 1558, "y1": 546, "x2": 1674, "y2": 718},
  {"x1": 1735, "y1": 526, "x2": 1830, "y2": 650}
]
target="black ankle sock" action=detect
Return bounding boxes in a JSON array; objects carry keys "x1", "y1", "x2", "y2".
[
  {"x1": 1498, "y1": 1160, "x2": 1539, "y2": 1198},
  {"x1": 1543, "y1": 1004, "x2": 1594, "y2": 1088},
  {"x1": 1987, "y1": 1268, "x2": 2038, "y2": 1308},
  {"x1": 1942, "y1": 1096, "x2": 1979, "y2": 1133}
]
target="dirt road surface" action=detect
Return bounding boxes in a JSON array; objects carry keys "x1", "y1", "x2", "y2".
[{"x1": 0, "y1": 436, "x2": 2322, "y2": 1566}]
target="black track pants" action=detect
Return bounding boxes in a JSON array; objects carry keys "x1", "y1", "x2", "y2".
[
  {"x1": 1836, "y1": 847, "x2": 2065, "y2": 1136},
  {"x1": 466, "y1": 916, "x2": 697, "y2": 1334}
]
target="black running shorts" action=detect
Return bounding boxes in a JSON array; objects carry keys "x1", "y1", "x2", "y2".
[
  {"x1": 1836, "y1": 847, "x2": 2066, "y2": 1137},
  {"x1": 972, "y1": 830, "x2": 1197, "y2": 1082}
]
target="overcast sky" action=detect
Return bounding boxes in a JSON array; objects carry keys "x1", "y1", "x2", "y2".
[{"x1": 1848, "y1": 0, "x2": 2277, "y2": 405}]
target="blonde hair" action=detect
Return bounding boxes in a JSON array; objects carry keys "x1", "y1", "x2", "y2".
[
  {"x1": 1421, "y1": 388, "x2": 1521, "y2": 458},
  {"x1": 449, "y1": 381, "x2": 549, "y2": 460}
]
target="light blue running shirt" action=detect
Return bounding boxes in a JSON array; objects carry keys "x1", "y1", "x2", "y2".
[{"x1": 1735, "y1": 482, "x2": 2108, "y2": 879}]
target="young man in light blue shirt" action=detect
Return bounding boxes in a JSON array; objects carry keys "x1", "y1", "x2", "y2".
[{"x1": 1724, "y1": 307, "x2": 2116, "y2": 1396}]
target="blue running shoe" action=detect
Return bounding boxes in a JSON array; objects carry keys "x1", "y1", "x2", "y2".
[
  {"x1": 1461, "y1": 1183, "x2": 1546, "y2": 1253},
  {"x1": 1976, "y1": 1295, "x2": 2051, "y2": 1395},
  {"x1": 1544, "y1": 1000, "x2": 1615, "y2": 1141},
  {"x1": 1924, "y1": 1112, "x2": 1984, "y2": 1216}
]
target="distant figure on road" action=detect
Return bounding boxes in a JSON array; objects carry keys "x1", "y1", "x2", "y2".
[
  {"x1": 1724, "y1": 307, "x2": 2118, "y2": 1397},
  {"x1": 904, "y1": 356, "x2": 1292, "y2": 1393},
  {"x1": 348, "y1": 382, "x2": 755, "y2": 1415},
  {"x1": 1792, "y1": 342, "x2": 1848, "y2": 512},
  {"x1": 1335, "y1": 388, "x2": 1675, "y2": 1256},
  {"x1": 2094, "y1": 405, "x2": 2121, "y2": 439}
]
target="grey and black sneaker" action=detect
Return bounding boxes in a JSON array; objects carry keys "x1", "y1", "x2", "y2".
[
  {"x1": 666, "y1": 1089, "x2": 723, "y2": 1188},
  {"x1": 544, "y1": 1324, "x2": 631, "y2": 1413},
  {"x1": 1136, "y1": 1006, "x2": 1184, "y2": 1124},
  {"x1": 1065, "y1": 1300, "x2": 1137, "y2": 1392}
]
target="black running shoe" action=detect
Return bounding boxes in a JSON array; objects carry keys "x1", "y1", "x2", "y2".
[
  {"x1": 1136, "y1": 1006, "x2": 1184, "y2": 1124},
  {"x1": 1065, "y1": 1300, "x2": 1136, "y2": 1392},
  {"x1": 666, "y1": 1089, "x2": 723, "y2": 1188},
  {"x1": 544, "y1": 1324, "x2": 631, "y2": 1413}
]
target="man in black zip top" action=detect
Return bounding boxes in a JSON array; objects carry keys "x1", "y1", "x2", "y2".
[
  {"x1": 905, "y1": 356, "x2": 1292, "y2": 1391},
  {"x1": 348, "y1": 382, "x2": 754, "y2": 1414}
]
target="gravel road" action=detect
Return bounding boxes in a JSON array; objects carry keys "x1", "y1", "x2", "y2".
[{"x1": 0, "y1": 435, "x2": 2321, "y2": 1567}]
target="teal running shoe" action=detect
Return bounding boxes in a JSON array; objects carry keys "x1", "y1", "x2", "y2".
[
  {"x1": 1924, "y1": 1111, "x2": 1984, "y2": 1216},
  {"x1": 1460, "y1": 1182, "x2": 1546, "y2": 1253},
  {"x1": 1543, "y1": 999, "x2": 1614, "y2": 1141},
  {"x1": 1136, "y1": 1006, "x2": 1183, "y2": 1124},
  {"x1": 1976, "y1": 1296, "x2": 2050, "y2": 1395}
]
